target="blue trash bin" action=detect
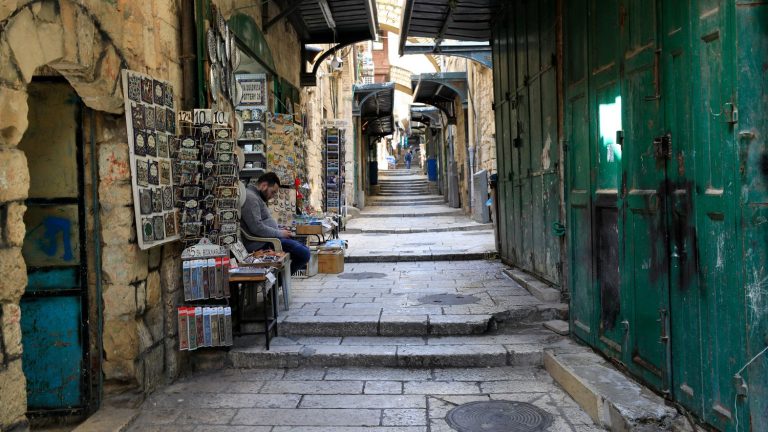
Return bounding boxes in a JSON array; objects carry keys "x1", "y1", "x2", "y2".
[{"x1": 427, "y1": 158, "x2": 438, "y2": 181}]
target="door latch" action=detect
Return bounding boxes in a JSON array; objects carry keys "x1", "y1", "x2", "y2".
[
  {"x1": 658, "y1": 308, "x2": 669, "y2": 343},
  {"x1": 724, "y1": 103, "x2": 738, "y2": 125},
  {"x1": 653, "y1": 134, "x2": 672, "y2": 161}
]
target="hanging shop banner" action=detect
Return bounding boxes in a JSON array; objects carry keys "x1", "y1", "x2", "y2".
[{"x1": 122, "y1": 69, "x2": 180, "y2": 249}]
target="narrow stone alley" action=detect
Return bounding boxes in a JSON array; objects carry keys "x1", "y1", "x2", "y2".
[{"x1": 122, "y1": 169, "x2": 605, "y2": 431}]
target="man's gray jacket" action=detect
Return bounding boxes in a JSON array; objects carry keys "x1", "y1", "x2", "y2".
[{"x1": 240, "y1": 184, "x2": 281, "y2": 251}]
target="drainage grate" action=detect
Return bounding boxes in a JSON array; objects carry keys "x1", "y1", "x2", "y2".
[
  {"x1": 418, "y1": 293, "x2": 480, "y2": 305},
  {"x1": 445, "y1": 401, "x2": 553, "y2": 432},
  {"x1": 337, "y1": 272, "x2": 387, "y2": 280}
]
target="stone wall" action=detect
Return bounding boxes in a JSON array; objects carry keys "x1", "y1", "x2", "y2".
[
  {"x1": 300, "y1": 46, "x2": 357, "y2": 210},
  {"x1": 443, "y1": 57, "x2": 496, "y2": 214},
  {"x1": 0, "y1": 0, "x2": 178, "y2": 428}
]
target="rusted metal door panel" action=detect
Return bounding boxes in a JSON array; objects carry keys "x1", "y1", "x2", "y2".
[
  {"x1": 491, "y1": 0, "x2": 562, "y2": 285},
  {"x1": 17, "y1": 81, "x2": 89, "y2": 412}
]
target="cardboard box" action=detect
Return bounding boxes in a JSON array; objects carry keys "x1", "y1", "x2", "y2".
[
  {"x1": 318, "y1": 249, "x2": 344, "y2": 274},
  {"x1": 296, "y1": 224, "x2": 323, "y2": 235}
]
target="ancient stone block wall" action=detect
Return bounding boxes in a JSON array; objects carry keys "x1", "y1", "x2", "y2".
[
  {"x1": 300, "y1": 47, "x2": 357, "y2": 210},
  {"x1": 0, "y1": 0, "x2": 303, "y2": 428},
  {"x1": 0, "y1": 1, "x2": 187, "y2": 428}
]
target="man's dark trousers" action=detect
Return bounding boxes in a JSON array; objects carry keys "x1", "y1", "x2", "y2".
[{"x1": 279, "y1": 238, "x2": 310, "y2": 270}]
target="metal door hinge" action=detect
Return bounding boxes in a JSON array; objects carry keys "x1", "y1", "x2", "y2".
[{"x1": 733, "y1": 374, "x2": 748, "y2": 398}]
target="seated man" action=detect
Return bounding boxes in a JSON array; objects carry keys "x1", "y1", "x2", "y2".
[{"x1": 241, "y1": 172, "x2": 310, "y2": 272}]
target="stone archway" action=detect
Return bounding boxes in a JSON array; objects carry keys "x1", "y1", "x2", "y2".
[{"x1": 0, "y1": 1, "x2": 129, "y2": 428}]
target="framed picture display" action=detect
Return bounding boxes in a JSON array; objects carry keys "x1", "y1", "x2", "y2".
[{"x1": 122, "y1": 69, "x2": 181, "y2": 249}]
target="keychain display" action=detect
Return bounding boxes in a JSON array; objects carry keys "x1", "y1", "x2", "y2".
[{"x1": 176, "y1": 111, "x2": 240, "y2": 247}]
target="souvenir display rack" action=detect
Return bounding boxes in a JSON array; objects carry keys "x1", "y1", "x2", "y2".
[
  {"x1": 322, "y1": 125, "x2": 346, "y2": 214},
  {"x1": 175, "y1": 112, "x2": 240, "y2": 247},
  {"x1": 235, "y1": 74, "x2": 268, "y2": 183},
  {"x1": 178, "y1": 239, "x2": 233, "y2": 350},
  {"x1": 122, "y1": 69, "x2": 180, "y2": 249}
]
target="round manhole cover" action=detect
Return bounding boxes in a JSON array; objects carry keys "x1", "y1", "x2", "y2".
[
  {"x1": 446, "y1": 401, "x2": 553, "y2": 432},
  {"x1": 418, "y1": 293, "x2": 480, "y2": 305},
  {"x1": 337, "y1": 272, "x2": 386, "y2": 280}
]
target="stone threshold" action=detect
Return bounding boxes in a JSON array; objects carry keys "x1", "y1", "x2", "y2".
[
  {"x1": 545, "y1": 349, "x2": 681, "y2": 431},
  {"x1": 228, "y1": 334, "x2": 559, "y2": 369},
  {"x1": 503, "y1": 268, "x2": 562, "y2": 303}
]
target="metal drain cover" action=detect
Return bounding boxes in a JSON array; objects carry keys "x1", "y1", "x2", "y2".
[
  {"x1": 337, "y1": 272, "x2": 386, "y2": 280},
  {"x1": 446, "y1": 401, "x2": 553, "y2": 432},
  {"x1": 418, "y1": 293, "x2": 480, "y2": 305}
]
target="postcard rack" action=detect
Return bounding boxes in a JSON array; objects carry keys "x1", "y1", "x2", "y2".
[{"x1": 178, "y1": 239, "x2": 233, "y2": 350}]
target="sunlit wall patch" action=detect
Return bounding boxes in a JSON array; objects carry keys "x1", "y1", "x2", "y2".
[{"x1": 599, "y1": 96, "x2": 623, "y2": 163}]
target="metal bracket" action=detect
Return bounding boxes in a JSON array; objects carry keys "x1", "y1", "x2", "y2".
[
  {"x1": 263, "y1": 0, "x2": 303, "y2": 33},
  {"x1": 653, "y1": 134, "x2": 672, "y2": 161}
]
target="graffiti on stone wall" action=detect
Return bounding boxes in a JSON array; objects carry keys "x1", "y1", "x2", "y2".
[{"x1": 26, "y1": 216, "x2": 74, "y2": 261}]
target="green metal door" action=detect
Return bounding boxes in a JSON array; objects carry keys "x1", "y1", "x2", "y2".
[
  {"x1": 618, "y1": 0, "x2": 671, "y2": 390},
  {"x1": 565, "y1": 0, "x2": 593, "y2": 346},
  {"x1": 691, "y1": 1, "x2": 745, "y2": 428}
]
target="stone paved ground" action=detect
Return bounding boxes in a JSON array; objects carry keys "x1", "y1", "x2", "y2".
[
  {"x1": 123, "y1": 170, "x2": 603, "y2": 431},
  {"x1": 343, "y1": 231, "x2": 495, "y2": 261},
  {"x1": 127, "y1": 366, "x2": 604, "y2": 431}
]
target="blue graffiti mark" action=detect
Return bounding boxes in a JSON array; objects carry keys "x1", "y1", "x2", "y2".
[{"x1": 27, "y1": 216, "x2": 74, "y2": 261}]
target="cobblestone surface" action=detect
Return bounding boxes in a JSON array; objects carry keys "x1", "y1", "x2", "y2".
[{"x1": 126, "y1": 366, "x2": 604, "y2": 431}]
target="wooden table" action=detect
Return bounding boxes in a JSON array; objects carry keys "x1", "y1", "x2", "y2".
[
  {"x1": 237, "y1": 255, "x2": 291, "y2": 310},
  {"x1": 228, "y1": 270, "x2": 278, "y2": 350}
]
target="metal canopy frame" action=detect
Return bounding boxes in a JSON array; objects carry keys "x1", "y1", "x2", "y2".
[
  {"x1": 354, "y1": 82, "x2": 395, "y2": 136},
  {"x1": 399, "y1": 0, "x2": 499, "y2": 56},
  {"x1": 411, "y1": 72, "x2": 467, "y2": 124},
  {"x1": 410, "y1": 105, "x2": 442, "y2": 128},
  {"x1": 263, "y1": 0, "x2": 378, "y2": 86},
  {"x1": 402, "y1": 41, "x2": 492, "y2": 68}
]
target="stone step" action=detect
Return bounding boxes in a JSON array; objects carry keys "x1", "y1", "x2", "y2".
[
  {"x1": 279, "y1": 314, "x2": 493, "y2": 337},
  {"x1": 344, "y1": 223, "x2": 494, "y2": 234},
  {"x1": 229, "y1": 333, "x2": 560, "y2": 369},
  {"x1": 376, "y1": 191, "x2": 431, "y2": 195},
  {"x1": 367, "y1": 201, "x2": 446, "y2": 206},
  {"x1": 346, "y1": 251, "x2": 494, "y2": 263},
  {"x1": 357, "y1": 210, "x2": 463, "y2": 218}
]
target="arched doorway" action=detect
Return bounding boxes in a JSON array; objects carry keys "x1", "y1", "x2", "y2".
[{"x1": 18, "y1": 78, "x2": 92, "y2": 414}]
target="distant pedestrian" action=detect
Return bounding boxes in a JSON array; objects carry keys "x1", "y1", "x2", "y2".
[{"x1": 405, "y1": 150, "x2": 413, "y2": 169}]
